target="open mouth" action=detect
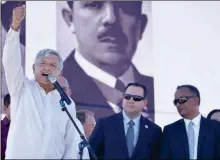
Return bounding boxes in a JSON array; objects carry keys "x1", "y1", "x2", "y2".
[{"x1": 42, "y1": 73, "x2": 49, "y2": 77}]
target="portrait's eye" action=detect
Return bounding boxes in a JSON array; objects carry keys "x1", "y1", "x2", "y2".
[{"x1": 84, "y1": 1, "x2": 104, "y2": 9}]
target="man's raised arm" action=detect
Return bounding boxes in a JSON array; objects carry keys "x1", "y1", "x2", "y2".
[{"x1": 2, "y1": 5, "x2": 25, "y2": 96}]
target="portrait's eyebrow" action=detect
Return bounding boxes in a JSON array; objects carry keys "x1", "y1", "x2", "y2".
[
  {"x1": 81, "y1": 0, "x2": 106, "y2": 6},
  {"x1": 79, "y1": 0, "x2": 95, "y2": 6}
]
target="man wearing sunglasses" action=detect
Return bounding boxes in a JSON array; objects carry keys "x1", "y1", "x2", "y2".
[
  {"x1": 89, "y1": 83, "x2": 161, "y2": 159},
  {"x1": 160, "y1": 85, "x2": 220, "y2": 159}
]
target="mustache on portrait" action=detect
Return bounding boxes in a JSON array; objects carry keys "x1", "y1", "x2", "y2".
[{"x1": 97, "y1": 26, "x2": 128, "y2": 46}]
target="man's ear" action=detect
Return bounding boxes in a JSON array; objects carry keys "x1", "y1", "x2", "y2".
[
  {"x1": 195, "y1": 97, "x2": 200, "y2": 105},
  {"x1": 57, "y1": 71, "x2": 62, "y2": 77},
  {"x1": 69, "y1": 90, "x2": 72, "y2": 97},
  {"x1": 144, "y1": 99, "x2": 148, "y2": 107},
  {"x1": 62, "y1": 8, "x2": 75, "y2": 33},
  {"x1": 139, "y1": 14, "x2": 148, "y2": 40}
]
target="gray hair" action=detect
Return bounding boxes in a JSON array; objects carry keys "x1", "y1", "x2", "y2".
[{"x1": 34, "y1": 49, "x2": 63, "y2": 71}]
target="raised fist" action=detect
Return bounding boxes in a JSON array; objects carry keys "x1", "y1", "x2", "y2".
[{"x1": 11, "y1": 5, "x2": 25, "y2": 31}]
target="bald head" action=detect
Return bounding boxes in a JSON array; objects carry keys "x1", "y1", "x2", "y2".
[{"x1": 57, "y1": 76, "x2": 71, "y2": 96}]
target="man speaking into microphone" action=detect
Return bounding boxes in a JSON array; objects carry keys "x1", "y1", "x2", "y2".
[{"x1": 2, "y1": 5, "x2": 89, "y2": 159}]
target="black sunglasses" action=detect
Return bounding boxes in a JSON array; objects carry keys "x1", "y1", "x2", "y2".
[
  {"x1": 173, "y1": 96, "x2": 196, "y2": 106},
  {"x1": 124, "y1": 94, "x2": 145, "y2": 102}
]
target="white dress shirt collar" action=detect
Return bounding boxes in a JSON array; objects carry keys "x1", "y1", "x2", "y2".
[
  {"x1": 74, "y1": 49, "x2": 135, "y2": 88},
  {"x1": 122, "y1": 110, "x2": 141, "y2": 146},
  {"x1": 184, "y1": 113, "x2": 201, "y2": 127},
  {"x1": 122, "y1": 110, "x2": 141, "y2": 128}
]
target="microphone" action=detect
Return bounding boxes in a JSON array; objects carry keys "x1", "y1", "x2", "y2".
[{"x1": 47, "y1": 74, "x2": 72, "y2": 105}]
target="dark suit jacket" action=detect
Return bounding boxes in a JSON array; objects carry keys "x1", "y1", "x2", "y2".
[
  {"x1": 160, "y1": 116, "x2": 220, "y2": 159},
  {"x1": 89, "y1": 112, "x2": 162, "y2": 160},
  {"x1": 63, "y1": 50, "x2": 155, "y2": 120}
]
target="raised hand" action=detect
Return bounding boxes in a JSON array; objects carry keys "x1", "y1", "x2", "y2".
[{"x1": 11, "y1": 5, "x2": 25, "y2": 31}]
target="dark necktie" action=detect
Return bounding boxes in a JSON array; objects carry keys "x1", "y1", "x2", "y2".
[
  {"x1": 115, "y1": 79, "x2": 125, "y2": 93},
  {"x1": 126, "y1": 120, "x2": 135, "y2": 158},
  {"x1": 187, "y1": 121, "x2": 195, "y2": 159}
]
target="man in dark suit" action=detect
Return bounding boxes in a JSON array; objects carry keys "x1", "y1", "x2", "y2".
[
  {"x1": 89, "y1": 83, "x2": 162, "y2": 159},
  {"x1": 160, "y1": 85, "x2": 220, "y2": 159},
  {"x1": 61, "y1": 1, "x2": 155, "y2": 121}
]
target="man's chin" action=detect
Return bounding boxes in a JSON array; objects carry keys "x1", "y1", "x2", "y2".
[
  {"x1": 124, "y1": 107, "x2": 137, "y2": 112},
  {"x1": 178, "y1": 111, "x2": 187, "y2": 118},
  {"x1": 97, "y1": 53, "x2": 128, "y2": 65},
  {"x1": 37, "y1": 79, "x2": 51, "y2": 86}
]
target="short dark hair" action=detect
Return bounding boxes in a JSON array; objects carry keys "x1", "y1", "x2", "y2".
[
  {"x1": 177, "y1": 84, "x2": 200, "y2": 104},
  {"x1": 207, "y1": 109, "x2": 220, "y2": 119},
  {"x1": 4, "y1": 94, "x2": 11, "y2": 107},
  {"x1": 124, "y1": 83, "x2": 148, "y2": 98},
  {"x1": 76, "y1": 110, "x2": 94, "y2": 124},
  {"x1": 67, "y1": 1, "x2": 73, "y2": 9}
]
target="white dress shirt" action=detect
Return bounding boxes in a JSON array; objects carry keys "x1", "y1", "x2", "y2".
[
  {"x1": 184, "y1": 114, "x2": 201, "y2": 159},
  {"x1": 2, "y1": 28, "x2": 90, "y2": 159},
  {"x1": 122, "y1": 111, "x2": 141, "y2": 146}
]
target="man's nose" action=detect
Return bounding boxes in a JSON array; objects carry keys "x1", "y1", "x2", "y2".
[
  {"x1": 128, "y1": 98, "x2": 135, "y2": 103},
  {"x1": 44, "y1": 64, "x2": 51, "y2": 71},
  {"x1": 102, "y1": 3, "x2": 117, "y2": 27},
  {"x1": 45, "y1": 66, "x2": 49, "y2": 70}
]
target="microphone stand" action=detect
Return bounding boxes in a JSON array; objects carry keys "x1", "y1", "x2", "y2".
[{"x1": 59, "y1": 99, "x2": 97, "y2": 160}]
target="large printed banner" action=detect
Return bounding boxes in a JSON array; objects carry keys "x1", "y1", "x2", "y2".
[{"x1": 56, "y1": 1, "x2": 154, "y2": 121}]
